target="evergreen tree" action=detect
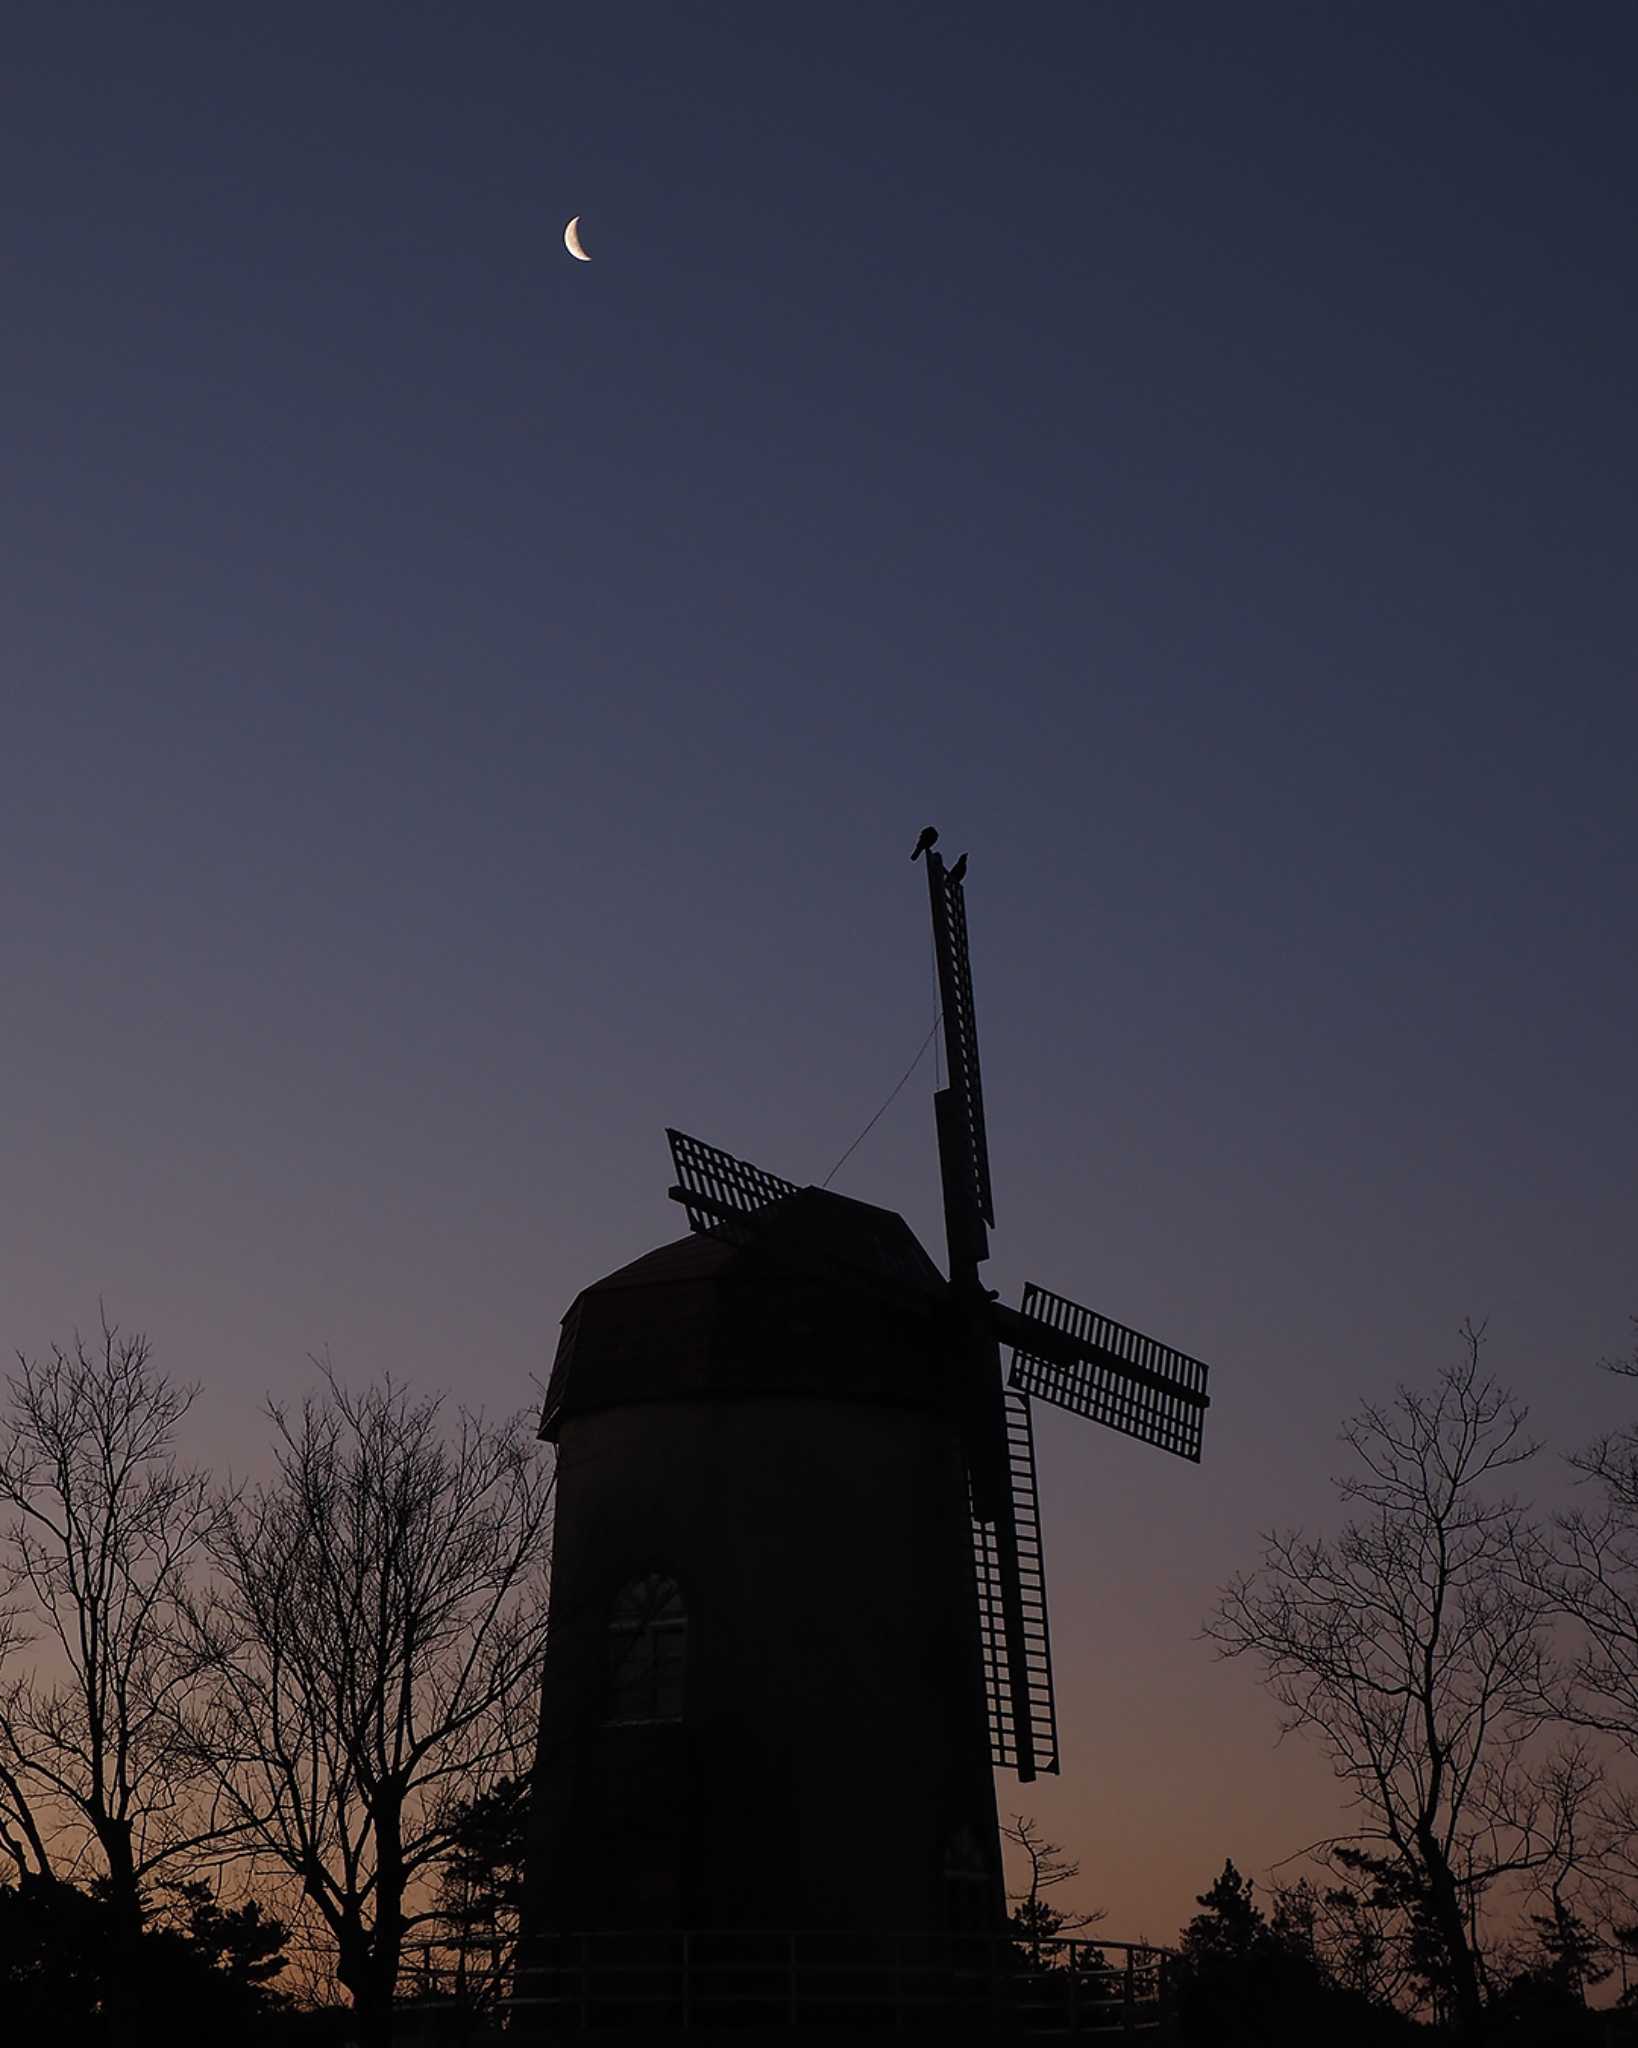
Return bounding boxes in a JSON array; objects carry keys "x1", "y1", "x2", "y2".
[
  {"x1": 1491, "y1": 1895, "x2": 1609, "y2": 2021},
  {"x1": 1182, "y1": 1858, "x2": 1264, "y2": 1963},
  {"x1": 1175, "y1": 1859, "x2": 1416, "y2": 2048},
  {"x1": 0, "y1": 1873, "x2": 288, "y2": 2042},
  {"x1": 435, "y1": 1771, "x2": 530, "y2": 1961},
  {"x1": 426, "y1": 1773, "x2": 531, "y2": 2013},
  {"x1": 156, "y1": 1879, "x2": 291, "y2": 2005}
]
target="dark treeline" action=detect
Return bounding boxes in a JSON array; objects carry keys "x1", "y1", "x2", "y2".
[
  {"x1": 0, "y1": 1319, "x2": 552, "y2": 2047},
  {"x1": 1009, "y1": 1319, "x2": 1638, "y2": 2044},
  {"x1": 1196, "y1": 1320, "x2": 1638, "y2": 2043},
  {"x1": 5, "y1": 1313, "x2": 1638, "y2": 2043}
]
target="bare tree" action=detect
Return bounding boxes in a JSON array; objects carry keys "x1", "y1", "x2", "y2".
[
  {"x1": 0, "y1": 1604, "x2": 53, "y2": 1885},
  {"x1": 0, "y1": 1318, "x2": 221, "y2": 2033},
  {"x1": 188, "y1": 1369, "x2": 552, "y2": 2048},
  {"x1": 1551, "y1": 1320, "x2": 1638, "y2": 1744},
  {"x1": 1546, "y1": 1319, "x2": 1638, "y2": 1932},
  {"x1": 1272, "y1": 1859, "x2": 1418, "y2": 2012},
  {"x1": 1206, "y1": 1325, "x2": 1569, "y2": 2037},
  {"x1": 1001, "y1": 1813, "x2": 1105, "y2": 1963}
]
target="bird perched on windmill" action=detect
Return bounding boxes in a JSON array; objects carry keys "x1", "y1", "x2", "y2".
[
  {"x1": 911, "y1": 824, "x2": 939, "y2": 862},
  {"x1": 524, "y1": 831, "x2": 1214, "y2": 1947}
]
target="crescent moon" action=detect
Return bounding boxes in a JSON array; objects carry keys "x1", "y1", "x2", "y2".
[{"x1": 564, "y1": 216, "x2": 590, "y2": 262}]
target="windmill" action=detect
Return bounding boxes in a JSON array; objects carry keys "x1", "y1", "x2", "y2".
[{"x1": 661, "y1": 839, "x2": 1212, "y2": 1783}]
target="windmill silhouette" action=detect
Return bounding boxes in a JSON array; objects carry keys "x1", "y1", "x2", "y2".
[
  {"x1": 524, "y1": 836, "x2": 1216, "y2": 1954},
  {"x1": 662, "y1": 841, "x2": 1212, "y2": 1783}
]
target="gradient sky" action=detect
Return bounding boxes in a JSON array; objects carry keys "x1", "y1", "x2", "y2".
[{"x1": 4, "y1": 3, "x2": 1635, "y2": 1941}]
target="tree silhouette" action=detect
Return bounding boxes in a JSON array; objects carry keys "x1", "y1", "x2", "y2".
[
  {"x1": 1274, "y1": 1859, "x2": 1414, "y2": 2013},
  {"x1": 0, "y1": 1320, "x2": 227, "y2": 2041},
  {"x1": 0, "y1": 1870, "x2": 289, "y2": 2037},
  {"x1": 1175, "y1": 1860, "x2": 1416, "y2": 2047},
  {"x1": 1181, "y1": 1858, "x2": 1263, "y2": 1962},
  {"x1": 436, "y1": 1772, "x2": 529, "y2": 1935},
  {"x1": 1175, "y1": 1860, "x2": 1285, "y2": 2044},
  {"x1": 1548, "y1": 1318, "x2": 1638, "y2": 1905},
  {"x1": 1000, "y1": 1813, "x2": 1104, "y2": 1965},
  {"x1": 1526, "y1": 1895, "x2": 1608, "y2": 2006},
  {"x1": 1208, "y1": 1326, "x2": 1574, "y2": 2039},
  {"x1": 428, "y1": 1772, "x2": 529, "y2": 2009},
  {"x1": 158, "y1": 1878, "x2": 290, "y2": 2002},
  {"x1": 187, "y1": 1369, "x2": 552, "y2": 2048}
]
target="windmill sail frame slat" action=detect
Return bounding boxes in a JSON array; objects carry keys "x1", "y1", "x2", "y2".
[
  {"x1": 928, "y1": 862, "x2": 994, "y2": 1228},
  {"x1": 970, "y1": 1389, "x2": 1058, "y2": 1777},
  {"x1": 667, "y1": 1129, "x2": 801, "y2": 1237},
  {"x1": 1008, "y1": 1282, "x2": 1210, "y2": 1464}
]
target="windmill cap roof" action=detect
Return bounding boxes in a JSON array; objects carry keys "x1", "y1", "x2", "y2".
[
  {"x1": 540, "y1": 1187, "x2": 950, "y2": 1440},
  {"x1": 585, "y1": 1186, "x2": 947, "y2": 1300}
]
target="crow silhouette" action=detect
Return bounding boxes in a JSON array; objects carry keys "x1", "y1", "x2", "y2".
[
  {"x1": 910, "y1": 826, "x2": 939, "y2": 862},
  {"x1": 947, "y1": 852, "x2": 968, "y2": 885}
]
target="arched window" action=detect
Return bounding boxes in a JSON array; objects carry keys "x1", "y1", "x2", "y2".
[{"x1": 606, "y1": 1574, "x2": 687, "y2": 1725}]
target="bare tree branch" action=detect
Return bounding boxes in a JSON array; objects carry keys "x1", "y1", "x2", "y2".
[
  {"x1": 1205, "y1": 1323, "x2": 1567, "y2": 2035},
  {"x1": 0, "y1": 1316, "x2": 228, "y2": 2039},
  {"x1": 185, "y1": 1368, "x2": 552, "y2": 2048}
]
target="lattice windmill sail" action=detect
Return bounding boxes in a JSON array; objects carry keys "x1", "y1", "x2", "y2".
[
  {"x1": 660, "y1": 839, "x2": 1212, "y2": 1785},
  {"x1": 667, "y1": 1128, "x2": 801, "y2": 1237},
  {"x1": 1006, "y1": 1284, "x2": 1210, "y2": 1463}
]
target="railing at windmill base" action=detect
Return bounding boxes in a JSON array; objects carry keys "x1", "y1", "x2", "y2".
[{"x1": 400, "y1": 1927, "x2": 1178, "y2": 2035}]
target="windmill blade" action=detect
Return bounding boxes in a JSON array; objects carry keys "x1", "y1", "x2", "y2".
[
  {"x1": 1003, "y1": 1283, "x2": 1211, "y2": 1463},
  {"x1": 927, "y1": 854, "x2": 995, "y2": 1230},
  {"x1": 665, "y1": 1129, "x2": 801, "y2": 1236},
  {"x1": 970, "y1": 1389, "x2": 1059, "y2": 1780}
]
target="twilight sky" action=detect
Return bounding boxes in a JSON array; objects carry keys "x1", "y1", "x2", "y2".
[{"x1": 4, "y1": 3, "x2": 1635, "y2": 1939}]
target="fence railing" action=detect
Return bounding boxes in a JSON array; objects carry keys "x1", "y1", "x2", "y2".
[{"x1": 402, "y1": 1928, "x2": 1177, "y2": 2035}]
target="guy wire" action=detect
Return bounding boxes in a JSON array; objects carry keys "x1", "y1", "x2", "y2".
[{"x1": 822, "y1": 1013, "x2": 942, "y2": 1189}]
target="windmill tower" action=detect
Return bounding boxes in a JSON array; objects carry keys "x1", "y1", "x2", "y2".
[{"x1": 523, "y1": 839, "x2": 1213, "y2": 1955}]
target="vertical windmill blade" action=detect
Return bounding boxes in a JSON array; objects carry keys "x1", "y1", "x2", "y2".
[
  {"x1": 665, "y1": 1129, "x2": 801, "y2": 1237},
  {"x1": 969, "y1": 1390, "x2": 1059, "y2": 1779},
  {"x1": 928, "y1": 856, "x2": 995, "y2": 1229}
]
